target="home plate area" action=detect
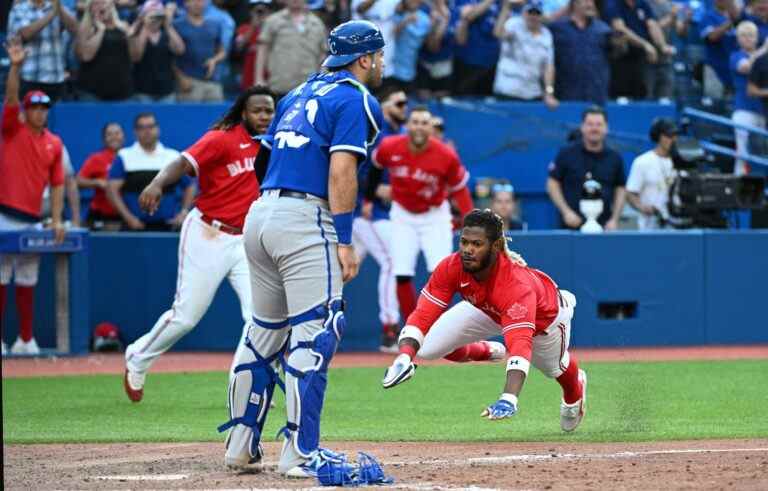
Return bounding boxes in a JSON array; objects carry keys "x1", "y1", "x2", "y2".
[{"x1": 4, "y1": 440, "x2": 767, "y2": 490}]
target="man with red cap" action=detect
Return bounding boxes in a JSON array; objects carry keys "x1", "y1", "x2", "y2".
[{"x1": 0, "y1": 38, "x2": 66, "y2": 356}]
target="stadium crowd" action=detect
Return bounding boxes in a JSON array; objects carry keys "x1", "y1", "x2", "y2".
[{"x1": 3, "y1": 0, "x2": 768, "y2": 106}]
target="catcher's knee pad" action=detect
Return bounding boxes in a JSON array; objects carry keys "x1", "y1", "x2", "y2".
[
  {"x1": 219, "y1": 335, "x2": 285, "y2": 464},
  {"x1": 282, "y1": 299, "x2": 345, "y2": 457}
]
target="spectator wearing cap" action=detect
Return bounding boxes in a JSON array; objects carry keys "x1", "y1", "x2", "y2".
[
  {"x1": 493, "y1": 0, "x2": 558, "y2": 109},
  {"x1": 453, "y1": 0, "x2": 502, "y2": 96},
  {"x1": 490, "y1": 182, "x2": 525, "y2": 230},
  {"x1": 255, "y1": 0, "x2": 327, "y2": 97},
  {"x1": 106, "y1": 113, "x2": 195, "y2": 231},
  {"x1": 174, "y1": 0, "x2": 226, "y2": 102},
  {"x1": 603, "y1": 0, "x2": 675, "y2": 99},
  {"x1": 233, "y1": 0, "x2": 273, "y2": 90},
  {"x1": 77, "y1": 122, "x2": 126, "y2": 230},
  {"x1": 546, "y1": 106, "x2": 626, "y2": 230},
  {"x1": 416, "y1": 0, "x2": 454, "y2": 99},
  {"x1": 352, "y1": 0, "x2": 401, "y2": 87},
  {"x1": 75, "y1": 0, "x2": 137, "y2": 101},
  {"x1": 129, "y1": 1, "x2": 185, "y2": 102},
  {"x1": 732, "y1": 21, "x2": 767, "y2": 176},
  {"x1": 699, "y1": 0, "x2": 739, "y2": 99},
  {"x1": 548, "y1": 0, "x2": 611, "y2": 104},
  {"x1": 390, "y1": 0, "x2": 433, "y2": 94},
  {"x1": 625, "y1": 118, "x2": 677, "y2": 230},
  {"x1": 7, "y1": 0, "x2": 79, "y2": 102},
  {"x1": 0, "y1": 40, "x2": 66, "y2": 357}
]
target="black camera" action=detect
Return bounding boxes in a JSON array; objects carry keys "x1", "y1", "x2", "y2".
[{"x1": 668, "y1": 137, "x2": 766, "y2": 228}]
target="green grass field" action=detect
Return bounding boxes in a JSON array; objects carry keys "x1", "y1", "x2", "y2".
[{"x1": 3, "y1": 359, "x2": 768, "y2": 444}]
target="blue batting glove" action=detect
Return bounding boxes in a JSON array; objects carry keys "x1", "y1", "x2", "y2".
[{"x1": 481, "y1": 394, "x2": 518, "y2": 420}]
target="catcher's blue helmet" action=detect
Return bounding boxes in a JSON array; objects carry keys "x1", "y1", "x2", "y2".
[{"x1": 323, "y1": 20, "x2": 385, "y2": 69}]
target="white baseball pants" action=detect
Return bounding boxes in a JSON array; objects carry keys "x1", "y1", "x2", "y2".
[
  {"x1": 352, "y1": 217, "x2": 399, "y2": 325},
  {"x1": 126, "y1": 208, "x2": 252, "y2": 374},
  {"x1": 0, "y1": 212, "x2": 42, "y2": 287},
  {"x1": 418, "y1": 290, "x2": 577, "y2": 378},
  {"x1": 390, "y1": 201, "x2": 453, "y2": 276}
]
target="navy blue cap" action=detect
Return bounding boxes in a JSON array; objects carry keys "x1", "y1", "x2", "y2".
[{"x1": 323, "y1": 20, "x2": 385, "y2": 69}]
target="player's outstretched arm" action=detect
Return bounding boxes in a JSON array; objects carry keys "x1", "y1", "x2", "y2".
[
  {"x1": 329, "y1": 150, "x2": 360, "y2": 282},
  {"x1": 139, "y1": 157, "x2": 194, "y2": 215},
  {"x1": 382, "y1": 336, "x2": 419, "y2": 389}
]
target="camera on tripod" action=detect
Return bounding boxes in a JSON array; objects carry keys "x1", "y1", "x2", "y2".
[{"x1": 667, "y1": 137, "x2": 766, "y2": 228}]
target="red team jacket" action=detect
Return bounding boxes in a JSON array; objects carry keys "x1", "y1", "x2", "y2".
[
  {"x1": 408, "y1": 252, "x2": 561, "y2": 363},
  {"x1": 0, "y1": 103, "x2": 64, "y2": 219},
  {"x1": 182, "y1": 124, "x2": 261, "y2": 229},
  {"x1": 373, "y1": 135, "x2": 470, "y2": 214}
]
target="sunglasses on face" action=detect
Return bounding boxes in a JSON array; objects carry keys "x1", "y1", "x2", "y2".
[
  {"x1": 28, "y1": 94, "x2": 51, "y2": 105},
  {"x1": 135, "y1": 123, "x2": 157, "y2": 130},
  {"x1": 492, "y1": 183, "x2": 514, "y2": 194},
  {"x1": 393, "y1": 100, "x2": 408, "y2": 108},
  {"x1": 527, "y1": 9, "x2": 542, "y2": 15}
]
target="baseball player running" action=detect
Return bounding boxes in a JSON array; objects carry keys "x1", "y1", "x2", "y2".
[
  {"x1": 382, "y1": 209, "x2": 587, "y2": 432},
  {"x1": 123, "y1": 86, "x2": 276, "y2": 402},
  {"x1": 366, "y1": 106, "x2": 473, "y2": 323},
  {"x1": 220, "y1": 21, "x2": 384, "y2": 477},
  {"x1": 352, "y1": 87, "x2": 408, "y2": 352}
]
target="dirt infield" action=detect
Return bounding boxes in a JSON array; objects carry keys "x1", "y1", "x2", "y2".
[
  {"x1": 4, "y1": 345, "x2": 768, "y2": 378},
  {"x1": 4, "y1": 439, "x2": 768, "y2": 490},
  {"x1": 4, "y1": 347, "x2": 768, "y2": 490}
]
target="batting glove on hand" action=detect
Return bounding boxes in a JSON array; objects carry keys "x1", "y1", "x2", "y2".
[
  {"x1": 481, "y1": 394, "x2": 518, "y2": 420},
  {"x1": 382, "y1": 353, "x2": 416, "y2": 389}
]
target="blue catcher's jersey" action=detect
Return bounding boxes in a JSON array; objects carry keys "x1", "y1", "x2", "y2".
[{"x1": 260, "y1": 71, "x2": 383, "y2": 199}]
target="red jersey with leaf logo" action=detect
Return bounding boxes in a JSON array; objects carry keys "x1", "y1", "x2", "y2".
[
  {"x1": 407, "y1": 252, "x2": 561, "y2": 361},
  {"x1": 182, "y1": 124, "x2": 261, "y2": 229},
  {"x1": 373, "y1": 134, "x2": 469, "y2": 213}
]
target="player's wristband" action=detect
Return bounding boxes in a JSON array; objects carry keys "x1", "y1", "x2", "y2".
[{"x1": 332, "y1": 212, "x2": 354, "y2": 245}]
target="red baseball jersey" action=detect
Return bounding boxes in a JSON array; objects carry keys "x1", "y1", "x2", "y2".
[
  {"x1": 408, "y1": 252, "x2": 561, "y2": 362},
  {"x1": 182, "y1": 124, "x2": 261, "y2": 229},
  {"x1": 373, "y1": 135, "x2": 469, "y2": 213},
  {"x1": 0, "y1": 103, "x2": 64, "y2": 219},
  {"x1": 78, "y1": 148, "x2": 118, "y2": 217}
]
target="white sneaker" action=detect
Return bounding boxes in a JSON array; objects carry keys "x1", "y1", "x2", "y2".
[
  {"x1": 11, "y1": 337, "x2": 40, "y2": 355},
  {"x1": 483, "y1": 341, "x2": 506, "y2": 362},
  {"x1": 560, "y1": 369, "x2": 587, "y2": 432},
  {"x1": 25, "y1": 337, "x2": 40, "y2": 355}
]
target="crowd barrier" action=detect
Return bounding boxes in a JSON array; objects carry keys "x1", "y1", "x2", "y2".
[{"x1": 4, "y1": 230, "x2": 766, "y2": 354}]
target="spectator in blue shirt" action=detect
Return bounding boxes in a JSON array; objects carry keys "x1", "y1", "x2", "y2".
[
  {"x1": 546, "y1": 106, "x2": 626, "y2": 230},
  {"x1": 731, "y1": 20, "x2": 767, "y2": 175},
  {"x1": 391, "y1": 0, "x2": 432, "y2": 93},
  {"x1": 604, "y1": 0, "x2": 675, "y2": 99},
  {"x1": 106, "y1": 112, "x2": 195, "y2": 231},
  {"x1": 699, "y1": 0, "x2": 739, "y2": 98},
  {"x1": 174, "y1": 0, "x2": 226, "y2": 101},
  {"x1": 549, "y1": 0, "x2": 612, "y2": 104},
  {"x1": 417, "y1": 0, "x2": 455, "y2": 99},
  {"x1": 453, "y1": 0, "x2": 501, "y2": 95}
]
